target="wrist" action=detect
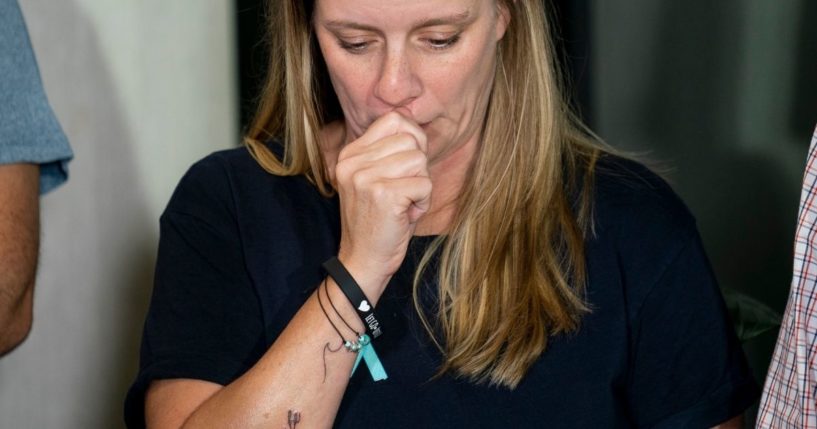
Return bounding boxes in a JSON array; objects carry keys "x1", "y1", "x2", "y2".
[
  {"x1": 323, "y1": 256, "x2": 386, "y2": 340},
  {"x1": 335, "y1": 252, "x2": 391, "y2": 303}
]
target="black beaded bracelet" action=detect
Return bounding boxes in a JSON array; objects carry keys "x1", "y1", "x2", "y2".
[{"x1": 322, "y1": 256, "x2": 383, "y2": 339}]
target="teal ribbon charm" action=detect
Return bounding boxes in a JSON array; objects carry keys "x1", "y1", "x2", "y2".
[{"x1": 351, "y1": 334, "x2": 388, "y2": 381}]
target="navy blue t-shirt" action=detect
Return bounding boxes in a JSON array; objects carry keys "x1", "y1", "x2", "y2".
[{"x1": 125, "y1": 145, "x2": 759, "y2": 428}]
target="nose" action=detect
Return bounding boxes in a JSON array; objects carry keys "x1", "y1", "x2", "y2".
[{"x1": 373, "y1": 47, "x2": 422, "y2": 108}]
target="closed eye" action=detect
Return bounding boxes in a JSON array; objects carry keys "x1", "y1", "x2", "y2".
[
  {"x1": 336, "y1": 35, "x2": 460, "y2": 54},
  {"x1": 427, "y1": 34, "x2": 460, "y2": 51},
  {"x1": 338, "y1": 40, "x2": 371, "y2": 54}
]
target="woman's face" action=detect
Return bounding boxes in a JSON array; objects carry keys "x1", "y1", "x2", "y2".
[{"x1": 313, "y1": 0, "x2": 509, "y2": 163}]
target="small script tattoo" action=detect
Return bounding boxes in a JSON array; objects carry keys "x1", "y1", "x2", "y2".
[
  {"x1": 286, "y1": 409, "x2": 301, "y2": 429},
  {"x1": 322, "y1": 341, "x2": 344, "y2": 383}
]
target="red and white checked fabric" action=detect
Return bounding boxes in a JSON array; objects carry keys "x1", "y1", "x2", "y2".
[{"x1": 758, "y1": 126, "x2": 817, "y2": 428}]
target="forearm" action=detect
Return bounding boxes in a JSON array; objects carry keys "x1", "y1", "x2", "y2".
[
  {"x1": 173, "y1": 279, "x2": 368, "y2": 428},
  {"x1": 0, "y1": 163, "x2": 39, "y2": 356},
  {"x1": 0, "y1": 282, "x2": 35, "y2": 356}
]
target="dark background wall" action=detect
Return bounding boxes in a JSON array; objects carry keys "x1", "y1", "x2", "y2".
[
  {"x1": 593, "y1": 0, "x2": 816, "y2": 424},
  {"x1": 594, "y1": 0, "x2": 814, "y2": 367},
  {"x1": 234, "y1": 1, "x2": 817, "y2": 425},
  {"x1": 236, "y1": 0, "x2": 268, "y2": 128}
]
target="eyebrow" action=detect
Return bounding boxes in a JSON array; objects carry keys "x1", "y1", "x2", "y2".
[
  {"x1": 414, "y1": 10, "x2": 473, "y2": 29},
  {"x1": 323, "y1": 10, "x2": 473, "y2": 33}
]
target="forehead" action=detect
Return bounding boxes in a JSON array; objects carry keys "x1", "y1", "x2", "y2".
[{"x1": 314, "y1": 0, "x2": 488, "y2": 29}]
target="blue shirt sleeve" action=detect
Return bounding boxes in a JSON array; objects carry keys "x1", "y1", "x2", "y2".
[{"x1": 0, "y1": 0, "x2": 73, "y2": 194}]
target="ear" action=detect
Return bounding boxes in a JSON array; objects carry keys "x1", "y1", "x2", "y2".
[{"x1": 495, "y1": 1, "x2": 512, "y2": 41}]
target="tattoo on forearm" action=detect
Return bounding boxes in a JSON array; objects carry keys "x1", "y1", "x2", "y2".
[
  {"x1": 322, "y1": 341, "x2": 343, "y2": 383},
  {"x1": 287, "y1": 409, "x2": 301, "y2": 429}
]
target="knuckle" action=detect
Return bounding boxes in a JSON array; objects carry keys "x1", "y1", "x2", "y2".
[
  {"x1": 387, "y1": 133, "x2": 418, "y2": 155},
  {"x1": 408, "y1": 150, "x2": 426, "y2": 164},
  {"x1": 418, "y1": 176, "x2": 432, "y2": 191},
  {"x1": 351, "y1": 170, "x2": 370, "y2": 189},
  {"x1": 417, "y1": 133, "x2": 428, "y2": 148},
  {"x1": 383, "y1": 112, "x2": 404, "y2": 132},
  {"x1": 383, "y1": 111, "x2": 403, "y2": 123},
  {"x1": 369, "y1": 181, "x2": 388, "y2": 200},
  {"x1": 398, "y1": 132, "x2": 420, "y2": 149},
  {"x1": 403, "y1": 151, "x2": 427, "y2": 171},
  {"x1": 335, "y1": 161, "x2": 352, "y2": 182}
]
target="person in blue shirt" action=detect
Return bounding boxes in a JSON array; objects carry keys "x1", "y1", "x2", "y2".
[
  {"x1": 127, "y1": 0, "x2": 757, "y2": 427},
  {"x1": 0, "y1": 0, "x2": 73, "y2": 356}
]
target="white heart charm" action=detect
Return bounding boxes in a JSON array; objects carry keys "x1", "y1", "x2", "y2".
[{"x1": 358, "y1": 300, "x2": 371, "y2": 312}]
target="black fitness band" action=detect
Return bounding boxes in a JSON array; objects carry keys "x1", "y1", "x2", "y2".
[{"x1": 322, "y1": 256, "x2": 383, "y2": 339}]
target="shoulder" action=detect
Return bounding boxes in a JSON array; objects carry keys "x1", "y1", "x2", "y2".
[
  {"x1": 590, "y1": 154, "x2": 695, "y2": 240},
  {"x1": 166, "y1": 142, "x2": 312, "y2": 218},
  {"x1": 178, "y1": 143, "x2": 272, "y2": 188},
  {"x1": 585, "y1": 155, "x2": 703, "y2": 299},
  {"x1": 164, "y1": 146, "x2": 249, "y2": 219}
]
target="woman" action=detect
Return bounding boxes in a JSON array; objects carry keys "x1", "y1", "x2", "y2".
[{"x1": 126, "y1": 0, "x2": 759, "y2": 427}]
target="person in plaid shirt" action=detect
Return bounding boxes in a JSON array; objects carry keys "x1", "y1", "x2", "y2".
[{"x1": 758, "y1": 126, "x2": 817, "y2": 427}]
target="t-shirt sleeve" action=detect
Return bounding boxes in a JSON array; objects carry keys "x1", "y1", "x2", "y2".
[
  {"x1": 626, "y1": 229, "x2": 760, "y2": 428},
  {"x1": 0, "y1": 0, "x2": 73, "y2": 194},
  {"x1": 124, "y1": 154, "x2": 265, "y2": 427}
]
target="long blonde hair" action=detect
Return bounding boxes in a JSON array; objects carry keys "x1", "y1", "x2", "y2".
[{"x1": 245, "y1": 0, "x2": 602, "y2": 388}]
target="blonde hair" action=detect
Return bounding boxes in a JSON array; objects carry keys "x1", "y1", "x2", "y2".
[{"x1": 245, "y1": 0, "x2": 602, "y2": 388}]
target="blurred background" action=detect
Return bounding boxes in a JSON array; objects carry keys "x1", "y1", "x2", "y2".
[{"x1": 0, "y1": 0, "x2": 814, "y2": 427}]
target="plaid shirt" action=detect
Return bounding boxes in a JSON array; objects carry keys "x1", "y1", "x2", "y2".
[{"x1": 758, "y1": 126, "x2": 817, "y2": 428}]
